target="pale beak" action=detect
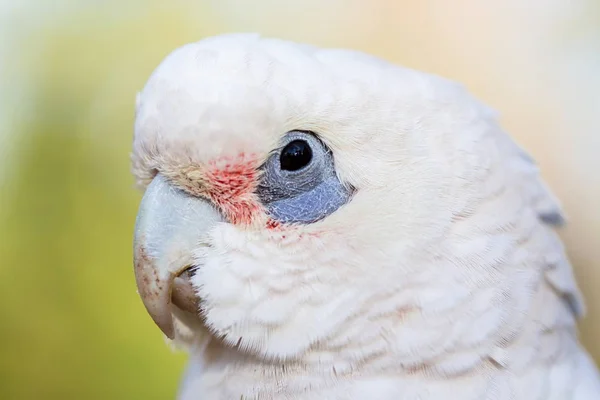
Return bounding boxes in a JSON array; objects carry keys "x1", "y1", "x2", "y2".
[{"x1": 133, "y1": 174, "x2": 223, "y2": 339}]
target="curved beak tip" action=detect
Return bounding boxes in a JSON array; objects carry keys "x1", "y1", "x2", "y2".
[
  {"x1": 134, "y1": 242, "x2": 176, "y2": 339},
  {"x1": 132, "y1": 174, "x2": 224, "y2": 340}
]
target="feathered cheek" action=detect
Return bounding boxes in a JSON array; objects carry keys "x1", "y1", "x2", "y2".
[{"x1": 190, "y1": 226, "x2": 275, "y2": 340}]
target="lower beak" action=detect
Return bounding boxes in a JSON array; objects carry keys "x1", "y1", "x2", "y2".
[{"x1": 133, "y1": 174, "x2": 223, "y2": 339}]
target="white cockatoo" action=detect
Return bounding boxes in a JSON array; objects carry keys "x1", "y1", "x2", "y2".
[{"x1": 131, "y1": 33, "x2": 600, "y2": 399}]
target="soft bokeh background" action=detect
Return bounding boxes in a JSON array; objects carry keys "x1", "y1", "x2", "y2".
[{"x1": 0, "y1": 0, "x2": 598, "y2": 398}]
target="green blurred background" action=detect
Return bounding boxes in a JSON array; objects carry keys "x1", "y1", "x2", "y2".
[{"x1": 0, "y1": 1, "x2": 598, "y2": 398}]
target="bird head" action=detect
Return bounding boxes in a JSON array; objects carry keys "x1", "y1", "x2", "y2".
[{"x1": 131, "y1": 34, "x2": 582, "y2": 371}]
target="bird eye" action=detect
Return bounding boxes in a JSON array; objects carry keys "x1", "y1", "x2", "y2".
[
  {"x1": 256, "y1": 130, "x2": 354, "y2": 224},
  {"x1": 279, "y1": 140, "x2": 312, "y2": 171}
]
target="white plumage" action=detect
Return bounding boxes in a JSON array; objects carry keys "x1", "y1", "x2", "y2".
[{"x1": 131, "y1": 33, "x2": 600, "y2": 399}]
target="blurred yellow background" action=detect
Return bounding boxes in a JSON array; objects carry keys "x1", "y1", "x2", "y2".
[{"x1": 0, "y1": 1, "x2": 598, "y2": 399}]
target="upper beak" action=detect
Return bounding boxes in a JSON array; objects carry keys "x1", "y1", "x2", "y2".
[{"x1": 133, "y1": 174, "x2": 223, "y2": 339}]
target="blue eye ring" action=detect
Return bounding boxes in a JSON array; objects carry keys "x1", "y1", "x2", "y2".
[{"x1": 256, "y1": 130, "x2": 354, "y2": 224}]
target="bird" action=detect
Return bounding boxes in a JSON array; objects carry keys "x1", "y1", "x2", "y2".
[{"x1": 131, "y1": 33, "x2": 600, "y2": 399}]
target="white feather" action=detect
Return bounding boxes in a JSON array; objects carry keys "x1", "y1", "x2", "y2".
[{"x1": 132, "y1": 33, "x2": 600, "y2": 399}]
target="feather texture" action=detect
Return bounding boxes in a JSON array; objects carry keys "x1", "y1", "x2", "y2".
[{"x1": 131, "y1": 33, "x2": 600, "y2": 399}]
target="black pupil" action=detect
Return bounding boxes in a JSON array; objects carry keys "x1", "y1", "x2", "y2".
[{"x1": 280, "y1": 140, "x2": 312, "y2": 171}]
